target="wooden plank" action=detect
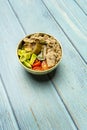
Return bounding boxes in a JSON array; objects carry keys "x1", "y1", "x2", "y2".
[
  {"x1": 7, "y1": 0, "x2": 87, "y2": 129},
  {"x1": 0, "y1": 0, "x2": 77, "y2": 130},
  {"x1": 74, "y1": 0, "x2": 87, "y2": 15},
  {"x1": 58, "y1": 0, "x2": 87, "y2": 32},
  {"x1": 48, "y1": 38, "x2": 87, "y2": 130},
  {"x1": 0, "y1": 77, "x2": 19, "y2": 130},
  {"x1": 42, "y1": 0, "x2": 87, "y2": 63}
]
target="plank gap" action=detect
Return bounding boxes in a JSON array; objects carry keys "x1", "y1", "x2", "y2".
[
  {"x1": 74, "y1": 0, "x2": 87, "y2": 16},
  {"x1": 47, "y1": 74, "x2": 79, "y2": 130},
  {"x1": 7, "y1": 0, "x2": 27, "y2": 35},
  {"x1": 41, "y1": 0, "x2": 87, "y2": 65},
  {"x1": 30, "y1": 107, "x2": 41, "y2": 130},
  {"x1": 0, "y1": 74, "x2": 21, "y2": 130},
  {"x1": 8, "y1": 0, "x2": 87, "y2": 65}
]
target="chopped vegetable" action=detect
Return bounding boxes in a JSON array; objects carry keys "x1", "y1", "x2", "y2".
[
  {"x1": 29, "y1": 53, "x2": 37, "y2": 65},
  {"x1": 17, "y1": 49, "x2": 26, "y2": 56},
  {"x1": 23, "y1": 61, "x2": 31, "y2": 68},
  {"x1": 41, "y1": 61, "x2": 48, "y2": 70},
  {"x1": 20, "y1": 55, "x2": 26, "y2": 62},
  {"x1": 32, "y1": 66, "x2": 42, "y2": 71},
  {"x1": 32, "y1": 60, "x2": 41, "y2": 67},
  {"x1": 37, "y1": 51, "x2": 44, "y2": 61},
  {"x1": 32, "y1": 42, "x2": 42, "y2": 55},
  {"x1": 18, "y1": 51, "x2": 31, "y2": 62}
]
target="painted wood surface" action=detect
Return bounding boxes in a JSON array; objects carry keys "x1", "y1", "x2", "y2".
[
  {"x1": 0, "y1": 0, "x2": 87, "y2": 130},
  {"x1": 42, "y1": 0, "x2": 87, "y2": 63},
  {"x1": 0, "y1": 77, "x2": 19, "y2": 130},
  {"x1": 0, "y1": 0, "x2": 77, "y2": 130},
  {"x1": 74, "y1": 0, "x2": 87, "y2": 15}
]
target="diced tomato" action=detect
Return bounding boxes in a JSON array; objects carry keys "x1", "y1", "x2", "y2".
[
  {"x1": 41, "y1": 60, "x2": 48, "y2": 70},
  {"x1": 32, "y1": 60, "x2": 41, "y2": 67},
  {"x1": 32, "y1": 66, "x2": 42, "y2": 71},
  {"x1": 32, "y1": 60, "x2": 48, "y2": 71}
]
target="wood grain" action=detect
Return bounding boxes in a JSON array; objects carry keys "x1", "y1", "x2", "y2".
[
  {"x1": 74, "y1": 0, "x2": 87, "y2": 15},
  {"x1": 42, "y1": 0, "x2": 87, "y2": 63},
  {"x1": 0, "y1": 0, "x2": 78, "y2": 130},
  {"x1": 7, "y1": 0, "x2": 87, "y2": 129},
  {"x1": 58, "y1": 0, "x2": 87, "y2": 33},
  {"x1": 0, "y1": 77, "x2": 19, "y2": 130}
]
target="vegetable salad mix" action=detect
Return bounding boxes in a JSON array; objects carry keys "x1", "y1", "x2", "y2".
[{"x1": 17, "y1": 33, "x2": 62, "y2": 71}]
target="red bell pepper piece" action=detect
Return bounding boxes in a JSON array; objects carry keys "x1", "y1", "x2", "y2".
[
  {"x1": 32, "y1": 60, "x2": 41, "y2": 67},
  {"x1": 32, "y1": 66, "x2": 42, "y2": 71}
]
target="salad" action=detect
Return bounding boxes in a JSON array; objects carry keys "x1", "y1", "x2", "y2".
[{"x1": 17, "y1": 33, "x2": 62, "y2": 71}]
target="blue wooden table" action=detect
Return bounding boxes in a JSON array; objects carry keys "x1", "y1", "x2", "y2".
[{"x1": 0, "y1": 0, "x2": 87, "y2": 130}]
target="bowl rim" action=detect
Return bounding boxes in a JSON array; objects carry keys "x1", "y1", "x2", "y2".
[{"x1": 16, "y1": 32, "x2": 63, "y2": 74}]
